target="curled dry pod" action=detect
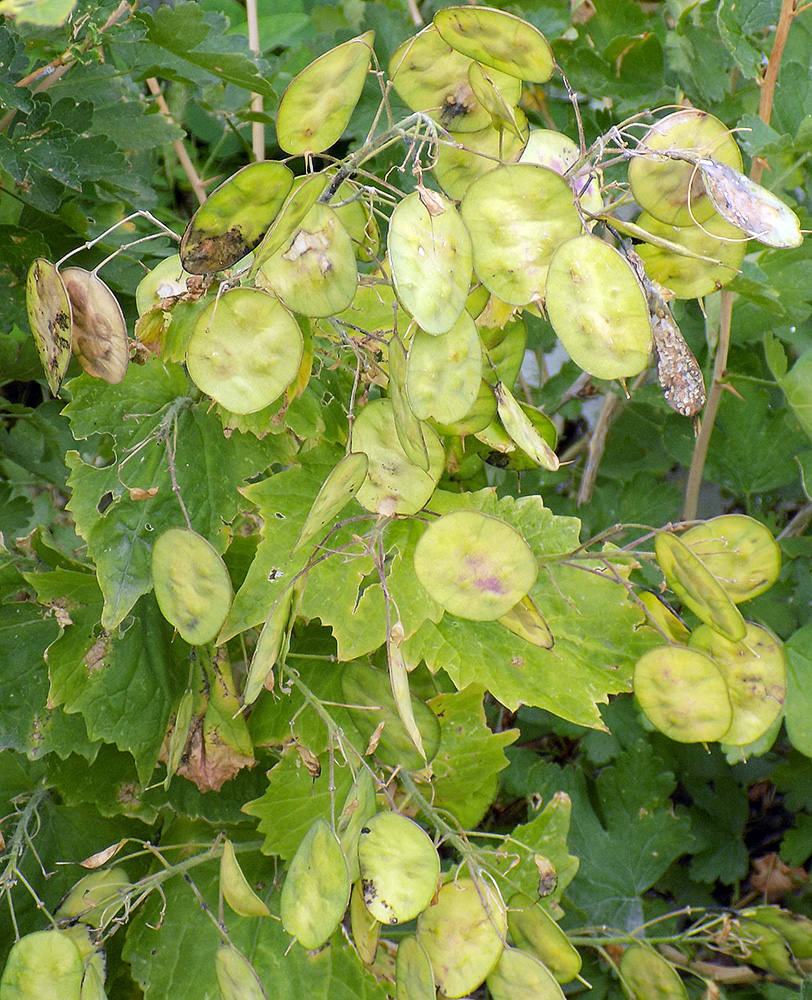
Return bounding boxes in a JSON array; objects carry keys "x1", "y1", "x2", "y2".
[
  {"x1": 681, "y1": 514, "x2": 781, "y2": 604},
  {"x1": 293, "y1": 452, "x2": 369, "y2": 554},
  {"x1": 618, "y1": 944, "x2": 688, "y2": 1000},
  {"x1": 414, "y1": 509, "x2": 538, "y2": 621},
  {"x1": 276, "y1": 32, "x2": 373, "y2": 155},
  {"x1": 350, "y1": 881, "x2": 380, "y2": 965},
  {"x1": 698, "y1": 159, "x2": 803, "y2": 249},
  {"x1": 741, "y1": 906, "x2": 812, "y2": 960},
  {"x1": 180, "y1": 161, "x2": 294, "y2": 274},
  {"x1": 406, "y1": 313, "x2": 482, "y2": 424},
  {"x1": 26, "y1": 258, "x2": 72, "y2": 395},
  {"x1": 280, "y1": 818, "x2": 350, "y2": 950},
  {"x1": 628, "y1": 109, "x2": 742, "y2": 226},
  {"x1": 507, "y1": 893, "x2": 581, "y2": 983},
  {"x1": 186, "y1": 289, "x2": 304, "y2": 414},
  {"x1": 495, "y1": 382, "x2": 559, "y2": 471},
  {"x1": 487, "y1": 946, "x2": 565, "y2": 1000},
  {"x1": 654, "y1": 531, "x2": 746, "y2": 641},
  {"x1": 689, "y1": 622, "x2": 786, "y2": 746},
  {"x1": 151, "y1": 527, "x2": 233, "y2": 646},
  {"x1": 395, "y1": 935, "x2": 435, "y2": 1000},
  {"x1": 0, "y1": 930, "x2": 84, "y2": 1000},
  {"x1": 220, "y1": 839, "x2": 270, "y2": 918},
  {"x1": 215, "y1": 946, "x2": 267, "y2": 1000},
  {"x1": 433, "y1": 119, "x2": 527, "y2": 200},
  {"x1": 388, "y1": 190, "x2": 473, "y2": 336},
  {"x1": 633, "y1": 645, "x2": 732, "y2": 743},
  {"x1": 434, "y1": 5, "x2": 554, "y2": 82},
  {"x1": 498, "y1": 595, "x2": 554, "y2": 648},
  {"x1": 340, "y1": 660, "x2": 441, "y2": 770},
  {"x1": 256, "y1": 203, "x2": 358, "y2": 318},
  {"x1": 545, "y1": 234, "x2": 652, "y2": 380},
  {"x1": 389, "y1": 25, "x2": 521, "y2": 134},
  {"x1": 460, "y1": 164, "x2": 582, "y2": 306},
  {"x1": 358, "y1": 812, "x2": 440, "y2": 925},
  {"x1": 337, "y1": 769, "x2": 377, "y2": 883},
  {"x1": 351, "y1": 398, "x2": 444, "y2": 516},
  {"x1": 61, "y1": 268, "x2": 128, "y2": 384},
  {"x1": 416, "y1": 877, "x2": 507, "y2": 998},
  {"x1": 520, "y1": 130, "x2": 603, "y2": 222},
  {"x1": 55, "y1": 868, "x2": 130, "y2": 928},
  {"x1": 735, "y1": 917, "x2": 800, "y2": 981}
]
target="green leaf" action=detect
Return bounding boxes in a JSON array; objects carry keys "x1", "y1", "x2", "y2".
[
  {"x1": 717, "y1": 0, "x2": 782, "y2": 78},
  {"x1": 778, "y1": 350, "x2": 812, "y2": 442},
  {"x1": 785, "y1": 623, "x2": 812, "y2": 757}
]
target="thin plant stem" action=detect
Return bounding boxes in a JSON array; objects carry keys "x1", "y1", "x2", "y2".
[
  {"x1": 245, "y1": 0, "x2": 265, "y2": 161},
  {"x1": 146, "y1": 78, "x2": 208, "y2": 206}
]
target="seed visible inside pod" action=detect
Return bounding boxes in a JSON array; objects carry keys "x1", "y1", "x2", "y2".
[
  {"x1": 26, "y1": 258, "x2": 72, "y2": 395},
  {"x1": 61, "y1": 267, "x2": 129, "y2": 384}
]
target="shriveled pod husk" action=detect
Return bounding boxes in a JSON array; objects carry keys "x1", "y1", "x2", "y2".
[
  {"x1": 520, "y1": 129, "x2": 603, "y2": 222},
  {"x1": 434, "y1": 5, "x2": 554, "y2": 82},
  {"x1": 689, "y1": 622, "x2": 786, "y2": 746},
  {"x1": 185, "y1": 289, "x2": 303, "y2": 414},
  {"x1": 628, "y1": 109, "x2": 742, "y2": 226},
  {"x1": 460, "y1": 164, "x2": 582, "y2": 306},
  {"x1": 276, "y1": 31, "x2": 374, "y2": 154},
  {"x1": 389, "y1": 24, "x2": 521, "y2": 134},
  {"x1": 633, "y1": 645, "x2": 732, "y2": 743},
  {"x1": 654, "y1": 531, "x2": 746, "y2": 641},
  {"x1": 180, "y1": 161, "x2": 294, "y2": 274},
  {"x1": 61, "y1": 267, "x2": 128, "y2": 384},
  {"x1": 0, "y1": 930, "x2": 84, "y2": 1000},
  {"x1": 256, "y1": 202, "x2": 358, "y2": 317},
  {"x1": 413, "y1": 509, "x2": 538, "y2": 621},
  {"x1": 215, "y1": 946, "x2": 267, "y2": 1000},
  {"x1": 619, "y1": 944, "x2": 689, "y2": 1000},
  {"x1": 486, "y1": 946, "x2": 566, "y2": 1000},
  {"x1": 358, "y1": 812, "x2": 440, "y2": 925},
  {"x1": 406, "y1": 312, "x2": 481, "y2": 424},
  {"x1": 545, "y1": 234, "x2": 652, "y2": 380},
  {"x1": 507, "y1": 893, "x2": 581, "y2": 983},
  {"x1": 151, "y1": 527, "x2": 232, "y2": 646},
  {"x1": 26, "y1": 258, "x2": 72, "y2": 395},
  {"x1": 681, "y1": 514, "x2": 781, "y2": 603},
  {"x1": 433, "y1": 118, "x2": 527, "y2": 200},
  {"x1": 396, "y1": 936, "x2": 435, "y2": 1000}
]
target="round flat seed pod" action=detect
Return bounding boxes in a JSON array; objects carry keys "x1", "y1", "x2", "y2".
[
  {"x1": 256, "y1": 203, "x2": 357, "y2": 317},
  {"x1": 186, "y1": 289, "x2": 303, "y2": 414},
  {"x1": 215, "y1": 947, "x2": 266, "y2": 1000},
  {"x1": 433, "y1": 119, "x2": 527, "y2": 200},
  {"x1": 0, "y1": 930, "x2": 83, "y2": 1000},
  {"x1": 460, "y1": 165, "x2": 582, "y2": 306},
  {"x1": 325, "y1": 177, "x2": 380, "y2": 262},
  {"x1": 26, "y1": 258, "x2": 72, "y2": 396},
  {"x1": 135, "y1": 255, "x2": 191, "y2": 316},
  {"x1": 487, "y1": 947, "x2": 566, "y2": 1000},
  {"x1": 413, "y1": 509, "x2": 537, "y2": 621},
  {"x1": 340, "y1": 660, "x2": 441, "y2": 770},
  {"x1": 55, "y1": 868, "x2": 130, "y2": 928},
  {"x1": 293, "y1": 452, "x2": 369, "y2": 554},
  {"x1": 689, "y1": 622, "x2": 786, "y2": 746},
  {"x1": 276, "y1": 32, "x2": 374, "y2": 154},
  {"x1": 60, "y1": 267, "x2": 128, "y2": 384},
  {"x1": 654, "y1": 531, "x2": 746, "y2": 641},
  {"x1": 253, "y1": 172, "x2": 330, "y2": 268},
  {"x1": 407, "y1": 312, "x2": 481, "y2": 423},
  {"x1": 507, "y1": 893, "x2": 580, "y2": 983},
  {"x1": 396, "y1": 936, "x2": 435, "y2": 1000},
  {"x1": 633, "y1": 645, "x2": 732, "y2": 743},
  {"x1": 681, "y1": 515, "x2": 781, "y2": 603},
  {"x1": 628, "y1": 110, "x2": 742, "y2": 226},
  {"x1": 389, "y1": 191, "x2": 473, "y2": 335},
  {"x1": 334, "y1": 280, "x2": 397, "y2": 341},
  {"x1": 352, "y1": 398, "x2": 444, "y2": 516},
  {"x1": 545, "y1": 234, "x2": 652, "y2": 380},
  {"x1": 619, "y1": 944, "x2": 688, "y2": 1000},
  {"x1": 520, "y1": 129, "x2": 603, "y2": 221},
  {"x1": 151, "y1": 527, "x2": 232, "y2": 645},
  {"x1": 280, "y1": 818, "x2": 350, "y2": 950},
  {"x1": 389, "y1": 25, "x2": 522, "y2": 134},
  {"x1": 432, "y1": 377, "x2": 497, "y2": 436},
  {"x1": 434, "y1": 6, "x2": 554, "y2": 83},
  {"x1": 358, "y1": 812, "x2": 440, "y2": 925},
  {"x1": 180, "y1": 161, "x2": 294, "y2": 274},
  {"x1": 417, "y1": 877, "x2": 507, "y2": 998}
]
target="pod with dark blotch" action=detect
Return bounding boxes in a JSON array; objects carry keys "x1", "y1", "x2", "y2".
[
  {"x1": 486, "y1": 946, "x2": 566, "y2": 1000},
  {"x1": 351, "y1": 882, "x2": 380, "y2": 965},
  {"x1": 215, "y1": 946, "x2": 267, "y2": 1000},
  {"x1": 336, "y1": 769, "x2": 377, "y2": 883},
  {"x1": 395, "y1": 936, "x2": 435, "y2": 1000},
  {"x1": 681, "y1": 515, "x2": 781, "y2": 604},
  {"x1": 26, "y1": 258, "x2": 72, "y2": 395},
  {"x1": 507, "y1": 893, "x2": 580, "y2": 983},
  {"x1": 618, "y1": 944, "x2": 688, "y2": 999},
  {"x1": 434, "y1": 6, "x2": 554, "y2": 82},
  {"x1": 61, "y1": 267, "x2": 128, "y2": 384}
]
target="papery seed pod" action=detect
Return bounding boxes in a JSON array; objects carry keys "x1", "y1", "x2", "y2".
[
  {"x1": 220, "y1": 839, "x2": 270, "y2": 918},
  {"x1": 215, "y1": 946, "x2": 267, "y2": 1000},
  {"x1": 487, "y1": 946, "x2": 566, "y2": 1000},
  {"x1": 618, "y1": 944, "x2": 689, "y2": 999},
  {"x1": 0, "y1": 930, "x2": 84, "y2": 1000},
  {"x1": 681, "y1": 515, "x2": 781, "y2": 604},
  {"x1": 61, "y1": 268, "x2": 129, "y2": 385},
  {"x1": 507, "y1": 893, "x2": 581, "y2": 983},
  {"x1": 26, "y1": 258, "x2": 72, "y2": 395}
]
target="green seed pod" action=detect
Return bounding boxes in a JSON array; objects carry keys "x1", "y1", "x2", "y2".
[
  {"x1": 151, "y1": 527, "x2": 232, "y2": 646},
  {"x1": 280, "y1": 818, "x2": 350, "y2": 950},
  {"x1": 628, "y1": 110, "x2": 742, "y2": 226},
  {"x1": 61, "y1": 268, "x2": 128, "y2": 385},
  {"x1": 618, "y1": 944, "x2": 688, "y2": 999},
  {"x1": 396, "y1": 936, "x2": 435, "y2": 1000},
  {"x1": 545, "y1": 234, "x2": 652, "y2": 380},
  {"x1": 633, "y1": 645, "x2": 732, "y2": 743},
  {"x1": 135, "y1": 255, "x2": 191, "y2": 316},
  {"x1": 276, "y1": 32, "x2": 374, "y2": 155},
  {"x1": 414, "y1": 510, "x2": 538, "y2": 621},
  {"x1": 78, "y1": 962, "x2": 106, "y2": 1000},
  {"x1": 220, "y1": 839, "x2": 270, "y2": 918},
  {"x1": 358, "y1": 812, "x2": 440, "y2": 925},
  {"x1": 215, "y1": 946, "x2": 266, "y2": 1000},
  {"x1": 293, "y1": 453, "x2": 369, "y2": 555},
  {"x1": 186, "y1": 289, "x2": 304, "y2": 414},
  {"x1": 26, "y1": 258, "x2": 72, "y2": 396},
  {"x1": 336, "y1": 769, "x2": 377, "y2": 883},
  {"x1": 466, "y1": 62, "x2": 525, "y2": 139},
  {"x1": 507, "y1": 894, "x2": 581, "y2": 983},
  {"x1": 407, "y1": 313, "x2": 482, "y2": 424},
  {"x1": 637, "y1": 592, "x2": 691, "y2": 645},
  {"x1": 180, "y1": 161, "x2": 294, "y2": 274},
  {"x1": 494, "y1": 382, "x2": 559, "y2": 471},
  {"x1": 654, "y1": 531, "x2": 746, "y2": 641},
  {"x1": 253, "y1": 173, "x2": 330, "y2": 269},
  {"x1": 741, "y1": 907, "x2": 812, "y2": 960},
  {"x1": 431, "y1": 377, "x2": 497, "y2": 437},
  {"x1": 242, "y1": 587, "x2": 294, "y2": 706},
  {"x1": 433, "y1": 120, "x2": 527, "y2": 200},
  {"x1": 482, "y1": 318, "x2": 527, "y2": 386},
  {"x1": 498, "y1": 595, "x2": 554, "y2": 648},
  {"x1": 55, "y1": 868, "x2": 130, "y2": 929},
  {"x1": 58, "y1": 925, "x2": 106, "y2": 988},
  {"x1": 388, "y1": 332, "x2": 431, "y2": 472},
  {"x1": 689, "y1": 622, "x2": 786, "y2": 746},
  {"x1": 417, "y1": 877, "x2": 507, "y2": 998},
  {"x1": 520, "y1": 130, "x2": 603, "y2": 222},
  {"x1": 350, "y1": 881, "x2": 380, "y2": 965},
  {"x1": 434, "y1": 6, "x2": 554, "y2": 82},
  {"x1": 487, "y1": 946, "x2": 565, "y2": 1000},
  {"x1": 0, "y1": 931, "x2": 83, "y2": 1000},
  {"x1": 681, "y1": 515, "x2": 781, "y2": 604},
  {"x1": 735, "y1": 917, "x2": 801, "y2": 981}
]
